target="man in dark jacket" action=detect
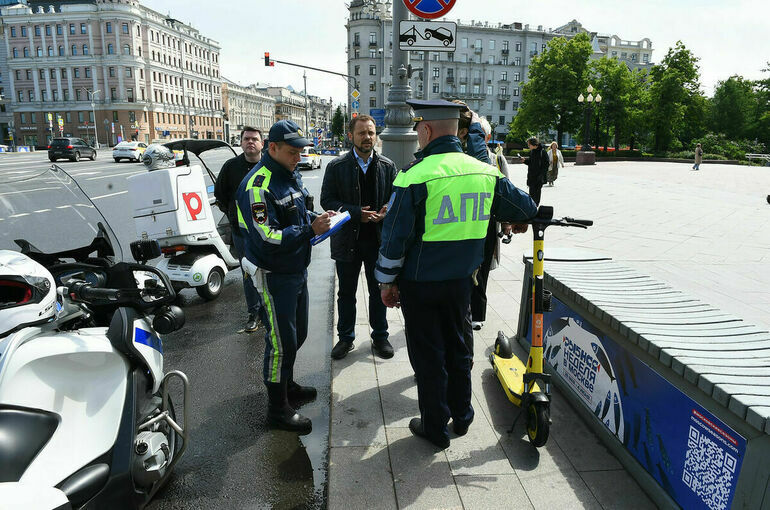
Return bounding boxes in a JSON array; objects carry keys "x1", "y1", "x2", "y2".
[
  {"x1": 321, "y1": 115, "x2": 398, "y2": 360},
  {"x1": 214, "y1": 126, "x2": 264, "y2": 332},
  {"x1": 519, "y1": 136, "x2": 548, "y2": 205}
]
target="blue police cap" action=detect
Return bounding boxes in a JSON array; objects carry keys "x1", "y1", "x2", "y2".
[
  {"x1": 268, "y1": 120, "x2": 312, "y2": 148},
  {"x1": 406, "y1": 99, "x2": 464, "y2": 123}
]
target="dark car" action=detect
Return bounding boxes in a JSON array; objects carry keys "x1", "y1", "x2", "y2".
[
  {"x1": 424, "y1": 27, "x2": 454, "y2": 46},
  {"x1": 48, "y1": 137, "x2": 97, "y2": 162},
  {"x1": 399, "y1": 26, "x2": 419, "y2": 46}
]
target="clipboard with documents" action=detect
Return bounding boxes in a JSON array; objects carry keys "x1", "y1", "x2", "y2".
[{"x1": 310, "y1": 211, "x2": 351, "y2": 246}]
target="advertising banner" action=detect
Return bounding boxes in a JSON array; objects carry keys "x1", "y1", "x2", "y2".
[{"x1": 528, "y1": 297, "x2": 746, "y2": 510}]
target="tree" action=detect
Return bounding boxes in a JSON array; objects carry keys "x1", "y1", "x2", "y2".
[
  {"x1": 508, "y1": 33, "x2": 593, "y2": 145},
  {"x1": 753, "y1": 63, "x2": 770, "y2": 148},
  {"x1": 331, "y1": 106, "x2": 345, "y2": 142},
  {"x1": 647, "y1": 41, "x2": 703, "y2": 152},
  {"x1": 589, "y1": 57, "x2": 635, "y2": 150},
  {"x1": 710, "y1": 76, "x2": 755, "y2": 139}
]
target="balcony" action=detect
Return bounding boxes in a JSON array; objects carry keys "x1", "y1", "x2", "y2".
[
  {"x1": 501, "y1": 48, "x2": 509, "y2": 55},
  {"x1": 472, "y1": 45, "x2": 482, "y2": 54},
  {"x1": 472, "y1": 78, "x2": 481, "y2": 85},
  {"x1": 445, "y1": 76, "x2": 454, "y2": 83},
  {"x1": 529, "y1": 50, "x2": 538, "y2": 57},
  {"x1": 442, "y1": 91, "x2": 486, "y2": 100},
  {"x1": 369, "y1": 41, "x2": 378, "y2": 47},
  {"x1": 458, "y1": 77, "x2": 468, "y2": 84},
  {"x1": 498, "y1": 78, "x2": 510, "y2": 84},
  {"x1": 353, "y1": 41, "x2": 360, "y2": 47},
  {"x1": 497, "y1": 93, "x2": 511, "y2": 100}
]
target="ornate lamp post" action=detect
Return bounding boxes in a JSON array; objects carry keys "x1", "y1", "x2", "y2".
[
  {"x1": 575, "y1": 85, "x2": 602, "y2": 165},
  {"x1": 82, "y1": 88, "x2": 101, "y2": 148}
]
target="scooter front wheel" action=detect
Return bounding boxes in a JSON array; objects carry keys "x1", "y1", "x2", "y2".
[
  {"x1": 196, "y1": 267, "x2": 224, "y2": 300},
  {"x1": 526, "y1": 401, "x2": 550, "y2": 447}
]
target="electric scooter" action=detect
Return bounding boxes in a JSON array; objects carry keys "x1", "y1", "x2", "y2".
[
  {"x1": 128, "y1": 139, "x2": 240, "y2": 301},
  {"x1": 490, "y1": 205, "x2": 592, "y2": 447}
]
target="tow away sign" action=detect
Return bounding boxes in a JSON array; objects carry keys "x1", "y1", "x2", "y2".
[{"x1": 399, "y1": 21, "x2": 456, "y2": 51}]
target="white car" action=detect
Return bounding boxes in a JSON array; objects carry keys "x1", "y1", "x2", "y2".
[
  {"x1": 113, "y1": 141, "x2": 148, "y2": 162},
  {"x1": 298, "y1": 147, "x2": 322, "y2": 170}
]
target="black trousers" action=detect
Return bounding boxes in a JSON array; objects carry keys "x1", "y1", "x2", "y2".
[
  {"x1": 400, "y1": 277, "x2": 475, "y2": 443},
  {"x1": 528, "y1": 184, "x2": 542, "y2": 205},
  {"x1": 335, "y1": 240, "x2": 388, "y2": 343},
  {"x1": 471, "y1": 221, "x2": 498, "y2": 322}
]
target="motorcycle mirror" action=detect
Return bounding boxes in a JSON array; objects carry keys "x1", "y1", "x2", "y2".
[{"x1": 130, "y1": 239, "x2": 161, "y2": 263}]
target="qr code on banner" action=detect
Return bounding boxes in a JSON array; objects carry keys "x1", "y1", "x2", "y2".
[{"x1": 682, "y1": 426, "x2": 737, "y2": 510}]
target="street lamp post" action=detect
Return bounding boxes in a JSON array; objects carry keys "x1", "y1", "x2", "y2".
[
  {"x1": 575, "y1": 84, "x2": 601, "y2": 165},
  {"x1": 82, "y1": 88, "x2": 101, "y2": 148}
]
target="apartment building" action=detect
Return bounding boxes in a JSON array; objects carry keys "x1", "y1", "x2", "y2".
[
  {"x1": 222, "y1": 77, "x2": 275, "y2": 143},
  {"x1": 346, "y1": 2, "x2": 653, "y2": 142},
  {"x1": 1, "y1": 0, "x2": 223, "y2": 147}
]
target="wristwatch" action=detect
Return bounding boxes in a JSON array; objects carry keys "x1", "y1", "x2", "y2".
[{"x1": 378, "y1": 282, "x2": 394, "y2": 290}]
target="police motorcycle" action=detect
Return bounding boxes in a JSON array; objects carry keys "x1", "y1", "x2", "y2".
[
  {"x1": 491, "y1": 206, "x2": 592, "y2": 447},
  {"x1": 0, "y1": 165, "x2": 189, "y2": 508},
  {"x1": 128, "y1": 139, "x2": 240, "y2": 301}
]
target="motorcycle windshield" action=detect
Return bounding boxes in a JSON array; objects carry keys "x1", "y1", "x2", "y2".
[{"x1": 0, "y1": 165, "x2": 123, "y2": 261}]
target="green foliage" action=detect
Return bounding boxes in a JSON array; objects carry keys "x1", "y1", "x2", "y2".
[
  {"x1": 510, "y1": 33, "x2": 593, "y2": 144},
  {"x1": 693, "y1": 132, "x2": 766, "y2": 159},
  {"x1": 710, "y1": 76, "x2": 756, "y2": 139},
  {"x1": 589, "y1": 57, "x2": 635, "y2": 149},
  {"x1": 647, "y1": 41, "x2": 704, "y2": 152},
  {"x1": 331, "y1": 106, "x2": 345, "y2": 140}
]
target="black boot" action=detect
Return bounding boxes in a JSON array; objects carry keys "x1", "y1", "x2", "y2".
[
  {"x1": 266, "y1": 381, "x2": 312, "y2": 434},
  {"x1": 288, "y1": 379, "x2": 317, "y2": 405}
]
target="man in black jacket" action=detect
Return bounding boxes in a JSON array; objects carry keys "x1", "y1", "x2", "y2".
[
  {"x1": 519, "y1": 136, "x2": 548, "y2": 205},
  {"x1": 321, "y1": 115, "x2": 398, "y2": 360},
  {"x1": 214, "y1": 126, "x2": 264, "y2": 332}
]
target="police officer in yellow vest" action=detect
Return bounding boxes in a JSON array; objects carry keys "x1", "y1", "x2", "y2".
[{"x1": 375, "y1": 99, "x2": 538, "y2": 449}]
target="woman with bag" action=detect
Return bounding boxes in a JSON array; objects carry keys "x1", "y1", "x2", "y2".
[{"x1": 546, "y1": 141, "x2": 565, "y2": 186}]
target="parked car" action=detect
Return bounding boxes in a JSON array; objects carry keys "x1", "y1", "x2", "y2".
[
  {"x1": 48, "y1": 137, "x2": 97, "y2": 162},
  {"x1": 113, "y1": 141, "x2": 148, "y2": 162},
  {"x1": 298, "y1": 147, "x2": 322, "y2": 170},
  {"x1": 424, "y1": 27, "x2": 454, "y2": 46}
]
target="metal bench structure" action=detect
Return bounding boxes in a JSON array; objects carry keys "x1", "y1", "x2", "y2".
[
  {"x1": 516, "y1": 251, "x2": 770, "y2": 510},
  {"x1": 746, "y1": 153, "x2": 770, "y2": 165}
]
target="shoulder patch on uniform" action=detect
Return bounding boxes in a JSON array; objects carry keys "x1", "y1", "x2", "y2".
[
  {"x1": 252, "y1": 202, "x2": 267, "y2": 224},
  {"x1": 254, "y1": 174, "x2": 266, "y2": 188},
  {"x1": 401, "y1": 157, "x2": 424, "y2": 173}
]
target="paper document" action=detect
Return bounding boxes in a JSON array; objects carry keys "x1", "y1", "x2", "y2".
[{"x1": 310, "y1": 211, "x2": 351, "y2": 246}]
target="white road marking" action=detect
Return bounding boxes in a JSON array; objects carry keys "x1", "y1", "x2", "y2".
[
  {"x1": 92, "y1": 190, "x2": 128, "y2": 200},
  {"x1": 9, "y1": 213, "x2": 30, "y2": 218},
  {"x1": 33, "y1": 209, "x2": 52, "y2": 213}
]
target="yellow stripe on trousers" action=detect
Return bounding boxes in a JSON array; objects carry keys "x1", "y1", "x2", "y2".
[{"x1": 261, "y1": 272, "x2": 282, "y2": 382}]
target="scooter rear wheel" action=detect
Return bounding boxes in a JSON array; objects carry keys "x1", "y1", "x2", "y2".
[
  {"x1": 526, "y1": 402, "x2": 550, "y2": 447},
  {"x1": 196, "y1": 267, "x2": 224, "y2": 300}
]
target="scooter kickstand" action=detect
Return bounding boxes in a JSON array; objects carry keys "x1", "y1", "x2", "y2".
[{"x1": 507, "y1": 408, "x2": 524, "y2": 434}]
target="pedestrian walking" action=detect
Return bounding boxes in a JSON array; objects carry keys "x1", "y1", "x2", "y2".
[
  {"x1": 375, "y1": 99, "x2": 537, "y2": 449},
  {"x1": 214, "y1": 126, "x2": 265, "y2": 333},
  {"x1": 546, "y1": 141, "x2": 564, "y2": 186},
  {"x1": 518, "y1": 137, "x2": 549, "y2": 205},
  {"x1": 321, "y1": 114, "x2": 398, "y2": 360},
  {"x1": 236, "y1": 120, "x2": 336, "y2": 434},
  {"x1": 692, "y1": 143, "x2": 703, "y2": 171}
]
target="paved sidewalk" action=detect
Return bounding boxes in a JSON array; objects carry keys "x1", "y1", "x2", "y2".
[{"x1": 327, "y1": 161, "x2": 770, "y2": 509}]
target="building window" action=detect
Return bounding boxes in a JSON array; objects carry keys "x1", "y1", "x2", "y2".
[
  {"x1": 474, "y1": 39, "x2": 481, "y2": 49},
  {"x1": 52, "y1": 90, "x2": 58, "y2": 101},
  {"x1": 58, "y1": 45, "x2": 64, "y2": 56},
  {"x1": 80, "y1": 23, "x2": 87, "y2": 34},
  {"x1": 501, "y1": 86, "x2": 507, "y2": 95},
  {"x1": 45, "y1": 25, "x2": 52, "y2": 36},
  {"x1": 28, "y1": 90, "x2": 33, "y2": 101},
  {"x1": 10, "y1": 27, "x2": 16, "y2": 37},
  {"x1": 126, "y1": 67, "x2": 132, "y2": 78},
  {"x1": 106, "y1": 22, "x2": 112, "y2": 34},
  {"x1": 513, "y1": 72, "x2": 520, "y2": 81},
  {"x1": 74, "y1": 68, "x2": 80, "y2": 78},
  {"x1": 499, "y1": 101, "x2": 506, "y2": 109},
  {"x1": 432, "y1": 83, "x2": 439, "y2": 93},
  {"x1": 501, "y1": 56, "x2": 508, "y2": 65},
  {"x1": 107, "y1": 44, "x2": 114, "y2": 55},
  {"x1": 85, "y1": 67, "x2": 91, "y2": 78},
  {"x1": 112, "y1": 111, "x2": 119, "y2": 121},
  {"x1": 60, "y1": 68, "x2": 66, "y2": 78},
  {"x1": 621, "y1": 52, "x2": 627, "y2": 59},
  {"x1": 110, "y1": 88, "x2": 117, "y2": 100},
  {"x1": 12, "y1": 48, "x2": 18, "y2": 58},
  {"x1": 499, "y1": 115, "x2": 505, "y2": 125},
  {"x1": 501, "y1": 71, "x2": 508, "y2": 80},
  {"x1": 26, "y1": 70, "x2": 31, "y2": 79},
  {"x1": 503, "y1": 40, "x2": 509, "y2": 50},
  {"x1": 18, "y1": 90, "x2": 23, "y2": 102},
  {"x1": 489, "y1": 39, "x2": 495, "y2": 50},
  {"x1": 71, "y1": 45, "x2": 77, "y2": 56},
  {"x1": 488, "y1": 55, "x2": 494, "y2": 64},
  {"x1": 354, "y1": 49, "x2": 360, "y2": 59},
  {"x1": 34, "y1": 25, "x2": 41, "y2": 36},
  {"x1": 36, "y1": 47, "x2": 43, "y2": 57},
  {"x1": 39, "y1": 69, "x2": 45, "y2": 79},
  {"x1": 109, "y1": 67, "x2": 115, "y2": 77},
  {"x1": 123, "y1": 45, "x2": 131, "y2": 56},
  {"x1": 513, "y1": 88, "x2": 520, "y2": 96},
  {"x1": 512, "y1": 101, "x2": 519, "y2": 109},
  {"x1": 432, "y1": 67, "x2": 439, "y2": 78},
  {"x1": 56, "y1": 24, "x2": 62, "y2": 35},
  {"x1": 20, "y1": 113, "x2": 26, "y2": 123},
  {"x1": 487, "y1": 85, "x2": 493, "y2": 95},
  {"x1": 41, "y1": 90, "x2": 47, "y2": 101},
  {"x1": 369, "y1": 32, "x2": 376, "y2": 44},
  {"x1": 15, "y1": 70, "x2": 20, "y2": 79},
  {"x1": 643, "y1": 53, "x2": 649, "y2": 63},
  {"x1": 369, "y1": 65, "x2": 377, "y2": 76},
  {"x1": 127, "y1": 88, "x2": 134, "y2": 102},
  {"x1": 515, "y1": 41, "x2": 522, "y2": 52},
  {"x1": 50, "y1": 69, "x2": 56, "y2": 79},
  {"x1": 369, "y1": 81, "x2": 376, "y2": 91},
  {"x1": 82, "y1": 44, "x2": 89, "y2": 56},
  {"x1": 122, "y1": 23, "x2": 129, "y2": 34},
  {"x1": 88, "y1": 111, "x2": 94, "y2": 122},
  {"x1": 631, "y1": 53, "x2": 637, "y2": 61},
  {"x1": 21, "y1": 26, "x2": 27, "y2": 37},
  {"x1": 369, "y1": 49, "x2": 377, "y2": 58},
  {"x1": 461, "y1": 37, "x2": 468, "y2": 48},
  {"x1": 459, "y1": 84, "x2": 467, "y2": 93},
  {"x1": 63, "y1": 89, "x2": 69, "y2": 101},
  {"x1": 514, "y1": 57, "x2": 521, "y2": 66},
  {"x1": 78, "y1": 111, "x2": 84, "y2": 122},
  {"x1": 448, "y1": 52, "x2": 454, "y2": 62},
  {"x1": 369, "y1": 97, "x2": 376, "y2": 107},
  {"x1": 69, "y1": 24, "x2": 75, "y2": 35}
]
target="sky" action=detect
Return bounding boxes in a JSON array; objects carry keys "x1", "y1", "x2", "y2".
[{"x1": 143, "y1": 0, "x2": 770, "y2": 106}]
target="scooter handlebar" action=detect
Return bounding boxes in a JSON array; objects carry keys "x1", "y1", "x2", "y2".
[
  {"x1": 563, "y1": 217, "x2": 593, "y2": 227},
  {"x1": 68, "y1": 281, "x2": 122, "y2": 302}
]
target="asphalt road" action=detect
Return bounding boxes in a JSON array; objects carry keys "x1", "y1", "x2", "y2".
[{"x1": 0, "y1": 149, "x2": 338, "y2": 509}]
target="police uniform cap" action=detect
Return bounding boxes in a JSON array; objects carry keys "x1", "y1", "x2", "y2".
[
  {"x1": 406, "y1": 99, "x2": 465, "y2": 123},
  {"x1": 268, "y1": 120, "x2": 312, "y2": 148}
]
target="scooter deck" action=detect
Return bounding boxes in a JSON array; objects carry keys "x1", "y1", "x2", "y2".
[{"x1": 491, "y1": 353, "x2": 542, "y2": 407}]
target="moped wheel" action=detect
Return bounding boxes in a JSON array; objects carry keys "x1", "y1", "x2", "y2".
[
  {"x1": 196, "y1": 267, "x2": 224, "y2": 300},
  {"x1": 526, "y1": 401, "x2": 550, "y2": 447}
]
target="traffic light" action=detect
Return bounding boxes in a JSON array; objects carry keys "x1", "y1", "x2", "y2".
[
  {"x1": 264, "y1": 52, "x2": 274, "y2": 67},
  {"x1": 351, "y1": 112, "x2": 358, "y2": 118}
]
